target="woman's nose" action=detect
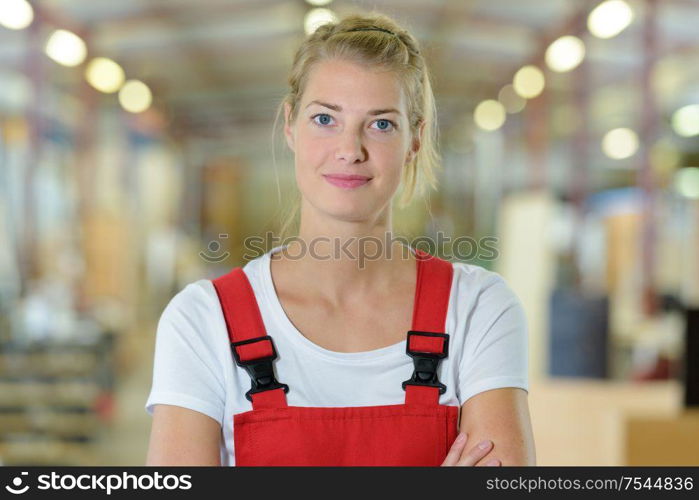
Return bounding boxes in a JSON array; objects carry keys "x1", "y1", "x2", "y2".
[{"x1": 334, "y1": 128, "x2": 366, "y2": 164}]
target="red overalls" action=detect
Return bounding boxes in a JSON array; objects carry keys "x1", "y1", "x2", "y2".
[{"x1": 212, "y1": 248, "x2": 459, "y2": 466}]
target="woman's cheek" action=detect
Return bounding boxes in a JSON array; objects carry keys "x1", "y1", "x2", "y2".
[
  {"x1": 297, "y1": 137, "x2": 326, "y2": 170},
  {"x1": 376, "y1": 149, "x2": 405, "y2": 184}
]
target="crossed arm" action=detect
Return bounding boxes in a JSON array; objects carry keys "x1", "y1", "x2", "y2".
[{"x1": 443, "y1": 387, "x2": 536, "y2": 466}]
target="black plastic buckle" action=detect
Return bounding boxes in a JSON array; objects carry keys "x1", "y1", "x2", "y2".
[
  {"x1": 231, "y1": 335, "x2": 289, "y2": 402},
  {"x1": 401, "y1": 331, "x2": 449, "y2": 395}
]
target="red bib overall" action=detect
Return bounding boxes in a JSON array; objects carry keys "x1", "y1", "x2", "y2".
[{"x1": 212, "y1": 249, "x2": 459, "y2": 466}]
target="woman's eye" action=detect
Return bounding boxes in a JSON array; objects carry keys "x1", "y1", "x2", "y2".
[
  {"x1": 311, "y1": 114, "x2": 396, "y2": 132},
  {"x1": 312, "y1": 114, "x2": 334, "y2": 126},
  {"x1": 372, "y1": 119, "x2": 396, "y2": 132}
]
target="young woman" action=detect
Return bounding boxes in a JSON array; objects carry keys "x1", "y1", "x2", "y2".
[{"x1": 145, "y1": 13, "x2": 535, "y2": 466}]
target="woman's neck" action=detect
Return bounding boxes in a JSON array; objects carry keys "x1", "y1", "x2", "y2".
[{"x1": 273, "y1": 213, "x2": 415, "y2": 307}]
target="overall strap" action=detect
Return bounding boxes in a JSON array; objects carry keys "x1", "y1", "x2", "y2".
[
  {"x1": 212, "y1": 268, "x2": 289, "y2": 410},
  {"x1": 403, "y1": 249, "x2": 454, "y2": 406}
]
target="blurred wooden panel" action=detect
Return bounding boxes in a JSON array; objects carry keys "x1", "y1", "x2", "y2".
[
  {"x1": 81, "y1": 212, "x2": 137, "y2": 303},
  {"x1": 200, "y1": 157, "x2": 246, "y2": 263},
  {"x1": 625, "y1": 411, "x2": 699, "y2": 465},
  {"x1": 606, "y1": 212, "x2": 640, "y2": 294},
  {"x1": 528, "y1": 378, "x2": 682, "y2": 465}
]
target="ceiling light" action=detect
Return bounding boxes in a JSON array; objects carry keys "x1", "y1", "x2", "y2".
[
  {"x1": 498, "y1": 84, "x2": 526, "y2": 114},
  {"x1": 675, "y1": 168, "x2": 699, "y2": 200},
  {"x1": 85, "y1": 57, "x2": 125, "y2": 93},
  {"x1": 474, "y1": 100, "x2": 506, "y2": 131},
  {"x1": 545, "y1": 36, "x2": 586, "y2": 73},
  {"x1": 601, "y1": 128, "x2": 639, "y2": 160},
  {"x1": 304, "y1": 8, "x2": 337, "y2": 35},
  {"x1": 671, "y1": 104, "x2": 699, "y2": 137},
  {"x1": 45, "y1": 29, "x2": 87, "y2": 67},
  {"x1": 0, "y1": 0, "x2": 33, "y2": 30},
  {"x1": 119, "y1": 80, "x2": 152, "y2": 113},
  {"x1": 588, "y1": 0, "x2": 634, "y2": 39},
  {"x1": 513, "y1": 65, "x2": 545, "y2": 99}
]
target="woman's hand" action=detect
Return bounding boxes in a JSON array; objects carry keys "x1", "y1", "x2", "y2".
[{"x1": 441, "y1": 432, "x2": 501, "y2": 466}]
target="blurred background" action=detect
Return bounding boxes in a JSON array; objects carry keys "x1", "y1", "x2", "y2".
[{"x1": 1, "y1": 0, "x2": 698, "y2": 466}]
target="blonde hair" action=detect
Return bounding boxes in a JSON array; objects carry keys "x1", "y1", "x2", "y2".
[{"x1": 271, "y1": 12, "x2": 441, "y2": 241}]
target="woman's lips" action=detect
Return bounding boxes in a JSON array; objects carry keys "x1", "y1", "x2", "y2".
[{"x1": 322, "y1": 174, "x2": 372, "y2": 189}]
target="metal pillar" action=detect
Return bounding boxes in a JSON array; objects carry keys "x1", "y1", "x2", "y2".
[{"x1": 639, "y1": 0, "x2": 659, "y2": 315}]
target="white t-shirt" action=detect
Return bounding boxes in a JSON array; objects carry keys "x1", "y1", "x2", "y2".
[{"x1": 145, "y1": 245, "x2": 528, "y2": 466}]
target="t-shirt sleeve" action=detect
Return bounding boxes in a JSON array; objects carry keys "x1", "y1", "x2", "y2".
[
  {"x1": 456, "y1": 269, "x2": 529, "y2": 406},
  {"x1": 144, "y1": 282, "x2": 226, "y2": 424}
]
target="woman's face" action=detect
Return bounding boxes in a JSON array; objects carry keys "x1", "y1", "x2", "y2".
[{"x1": 284, "y1": 58, "x2": 421, "y2": 224}]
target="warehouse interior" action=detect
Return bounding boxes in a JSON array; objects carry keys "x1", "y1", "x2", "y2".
[{"x1": 1, "y1": 0, "x2": 698, "y2": 465}]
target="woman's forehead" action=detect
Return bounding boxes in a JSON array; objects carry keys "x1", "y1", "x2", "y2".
[{"x1": 302, "y1": 59, "x2": 406, "y2": 113}]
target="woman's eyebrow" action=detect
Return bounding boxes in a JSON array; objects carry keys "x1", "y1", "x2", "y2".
[{"x1": 305, "y1": 100, "x2": 402, "y2": 116}]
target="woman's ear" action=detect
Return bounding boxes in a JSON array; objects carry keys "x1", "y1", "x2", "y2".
[
  {"x1": 406, "y1": 120, "x2": 425, "y2": 164},
  {"x1": 283, "y1": 102, "x2": 295, "y2": 153}
]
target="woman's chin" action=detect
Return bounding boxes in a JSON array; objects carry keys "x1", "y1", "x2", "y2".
[{"x1": 319, "y1": 203, "x2": 376, "y2": 223}]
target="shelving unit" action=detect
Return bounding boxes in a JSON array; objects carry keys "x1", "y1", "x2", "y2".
[{"x1": 0, "y1": 333, "x2": 115, "y2": 465}]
